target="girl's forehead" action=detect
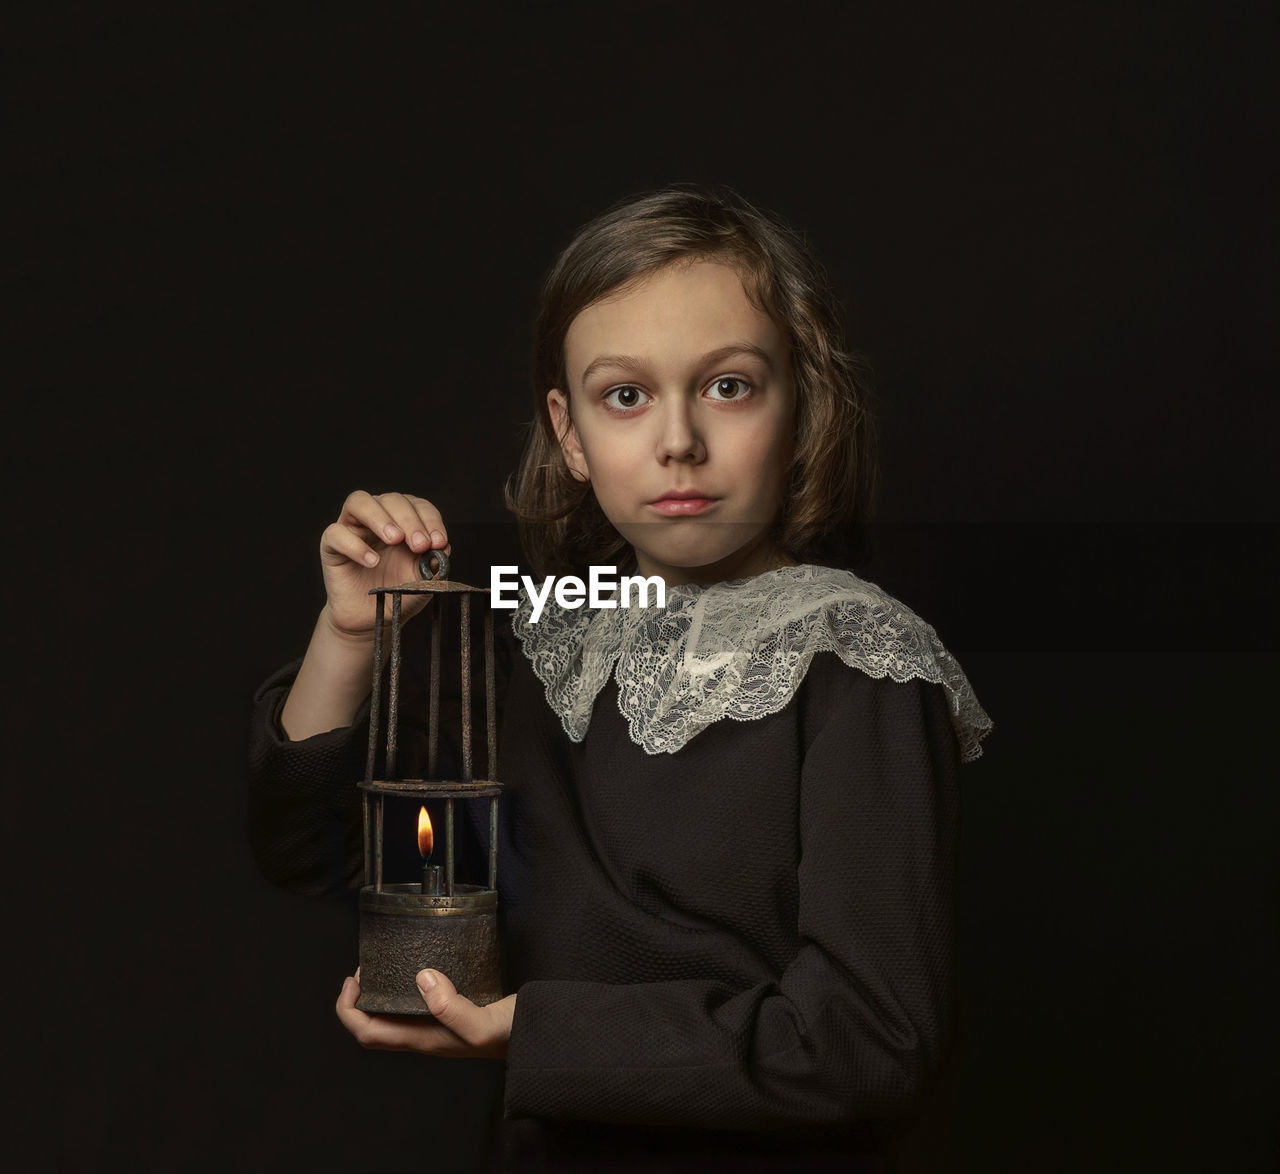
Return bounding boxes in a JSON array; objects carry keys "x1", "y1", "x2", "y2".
[{"x1": 565, "y1": 260, "x2": 785, "y2": 376}]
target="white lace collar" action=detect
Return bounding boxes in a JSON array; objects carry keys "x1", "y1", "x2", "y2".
[{"x1": 510, "y1": 563, "x2": 993, "y2": 760}]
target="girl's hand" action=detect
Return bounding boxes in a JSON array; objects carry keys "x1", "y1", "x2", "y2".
[
  {"x1": 335, "y1": 968, "x2": 516, "y2": 1059},
  {"x1": 319, "y1": 490, "x2": 452, "y2": 639}
]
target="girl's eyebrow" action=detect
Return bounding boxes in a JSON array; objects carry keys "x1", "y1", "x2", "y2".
[{"x1": 579, "y1": 343, "x2": 774, "y2": 387}]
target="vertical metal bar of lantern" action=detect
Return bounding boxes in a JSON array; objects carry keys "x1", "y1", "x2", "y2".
[
  {"x1": 364, "y1": 591, "x2": 385, "y2": 888},
  {"x1": 485, "y1": 610, "x2": 498, "y2": 892},
  {"x1": 386, "y1": 592, "x2": 402, "y2": 780},
  {"x1": 377, "y1": 591, "x2": 404, "y2": 895},
  {"x1": 451, "y1": 593, "x2": 472, "y2": 900},
  {"x1": 367, "y1": 593, "x2": 385, "y2": 783},
  {"x1": 428, "y1": 596, "x2": 442, "y2": 778},
  {"x1": 484, "y1": 610, "x2": 497, "y2": 775},
  {"x1": 427, "y1": 592, "x2": 442, "y2": 898},
  {"x1": 460, "y1": 594, "x2": 473, "y2": 780},
  {"x1": 445, "y1": 798, "x2": 455, "y2": 899},
  {"x1": 375, "y1": 795, "x2": 384, "y2": 895},
  {"x1": 489, "y1": 799, "x2": 498, "y2": 894}
]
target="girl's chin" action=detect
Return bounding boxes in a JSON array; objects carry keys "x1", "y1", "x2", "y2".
[{"x1": 628, "y1": 538, "x2": 781, "y2": 582}]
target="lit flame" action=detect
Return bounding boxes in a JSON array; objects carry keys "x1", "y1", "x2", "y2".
[{"x1": 417, "y1": 805, "x2": 433, "y2": 860}]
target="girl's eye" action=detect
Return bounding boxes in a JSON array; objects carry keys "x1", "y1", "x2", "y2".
[
  {"x1": 705, "y1": 377, "x2": 751, "y2": 402},
  {"x1": 603, "y1": 385, "x2": 651, "y2": 410}
]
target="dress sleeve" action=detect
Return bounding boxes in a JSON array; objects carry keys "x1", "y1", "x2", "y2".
[
  {"x1": 502, "y1": 668, "x2": 961, "y2": 1132},
  {"x1": 245, "y1": 657, "x2": 371, "y2": 898},
  {"x1": 245, "y1": 610, "x2": 516, "y2": 899}
]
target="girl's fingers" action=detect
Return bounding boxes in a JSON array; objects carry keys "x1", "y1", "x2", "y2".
[
  {"x1": 338, "y1": 490, "x2": 400, "y2": 543},
  {"x1": 404, "y1": 496, "x2": 448, "y2": 551},
  {"x1": 339, "y1": 491, "x2": 447, "y2": 555},
  {"x1": 360, "y1": 1018, "x2": 466, "y2": 1055},
  {"x1": 335, "y1": 981, "x2": 473, "y2": 1055},
  {"x1": 320, "y1": 520, "x2": 383, "y2": 568},
  {"x1": 383, "y1": 494, "x2": 447, "y2": 553}
]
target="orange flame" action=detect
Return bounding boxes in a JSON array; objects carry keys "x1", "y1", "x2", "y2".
[{"x1": 417, "y1": 806, "x2": 434, "y2": 859}]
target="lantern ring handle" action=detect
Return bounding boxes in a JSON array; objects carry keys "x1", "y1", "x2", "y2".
[{"x1": 418, "y1": 549, "x2": 450, "y2": 581}]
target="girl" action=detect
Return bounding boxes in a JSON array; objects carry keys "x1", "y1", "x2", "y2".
[{"x1": 248, "y1": 184, "x2": 993, "y2": 1173}]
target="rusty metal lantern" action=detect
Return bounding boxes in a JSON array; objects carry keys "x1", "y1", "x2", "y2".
[{"x1": 355, "y1": 550, "x2": 504, "y2": 1016}]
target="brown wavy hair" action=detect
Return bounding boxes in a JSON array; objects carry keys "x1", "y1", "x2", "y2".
[{"x1": 505, "y1": 182, "x2": 879, "y2": 578}]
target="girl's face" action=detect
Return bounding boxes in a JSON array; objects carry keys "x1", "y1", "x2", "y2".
[{"x1": 548, "y1": 259, "x2": 796, "y2": 586}]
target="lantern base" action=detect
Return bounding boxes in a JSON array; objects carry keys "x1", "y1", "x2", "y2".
[{"x1": 356, "y1": 883, "x2": 503, "y2": 1016}]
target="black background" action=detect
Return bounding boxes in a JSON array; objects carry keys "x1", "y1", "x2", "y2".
[{"x1": 9, "y1": 2, "x2": 1276, "y2": 1171}]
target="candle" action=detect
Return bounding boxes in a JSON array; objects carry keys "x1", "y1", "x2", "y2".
[{"x1": 418, "y1": 805, "x2": 441, "y2": 895}]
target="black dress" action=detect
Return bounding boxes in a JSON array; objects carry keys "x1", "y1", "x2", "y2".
[{"x1": 247, "y1": 574, "x2": 985, "y2": 1173}]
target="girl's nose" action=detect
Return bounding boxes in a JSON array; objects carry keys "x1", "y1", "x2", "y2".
[{"x1": 656, "y1": 397, "x2": 706, "y2": 464}]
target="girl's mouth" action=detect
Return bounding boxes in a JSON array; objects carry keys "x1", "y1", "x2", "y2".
[{"x1": 649, "y1": 496, "x2": 719, "y2": 516}]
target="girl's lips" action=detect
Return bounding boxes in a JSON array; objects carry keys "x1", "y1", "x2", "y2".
[{"x1": 649, "y1": 497, "x2": 718, "y2": 516}]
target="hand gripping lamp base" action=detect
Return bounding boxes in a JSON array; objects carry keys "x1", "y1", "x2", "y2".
[{"x1": 356, "y1": 550, "x2": 505, "y2": 1016}]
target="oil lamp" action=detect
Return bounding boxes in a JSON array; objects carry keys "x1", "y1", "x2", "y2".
[{"x1": 355, "y1": 550, "x2": 504, "y2": 1016}]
